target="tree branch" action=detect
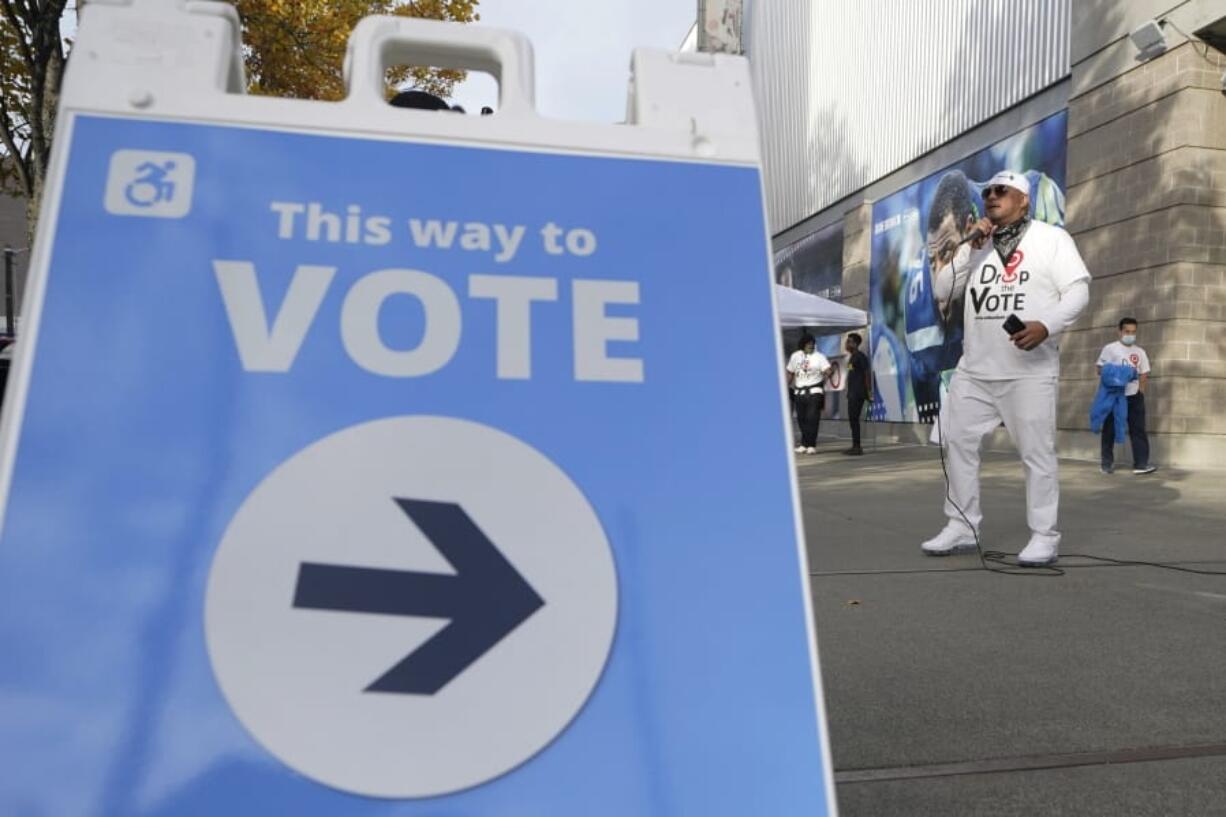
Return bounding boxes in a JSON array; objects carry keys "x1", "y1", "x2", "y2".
[
  {"x1": 16, "y1": 0, "x2": 66, "y2": 181},
  {"x1": 0, "y1": 97, "x2": 33, "y2": 196},
  {"x1": 9, "y1": 0, "x2": 35, "y2": 26}
]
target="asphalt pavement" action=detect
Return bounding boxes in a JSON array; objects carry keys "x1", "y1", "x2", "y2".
[{"x1": 796, "y1": 430, "x2": 1226, "y2": 816}]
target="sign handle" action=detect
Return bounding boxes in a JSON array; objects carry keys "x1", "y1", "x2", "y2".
[{"x1": 344, "y1": 17, "x2": 536, "y2": 116}]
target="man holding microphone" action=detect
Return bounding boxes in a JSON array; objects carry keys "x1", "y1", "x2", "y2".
[{"x1": 922, "y1": 171, "x2": 1091, "y2": 567}]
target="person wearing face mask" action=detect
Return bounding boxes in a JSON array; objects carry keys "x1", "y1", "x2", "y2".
[
  {"x1": 922, "y1": 170, "x2": 1091, "y2": 567},
  {"x1": 1097, "y1": 317, "x2": 1155, "y2": 475},
  {"x1": 786, "y1": 334, "x2": 833, "y2": 455}
]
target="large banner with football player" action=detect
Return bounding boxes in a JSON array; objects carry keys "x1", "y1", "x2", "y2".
[{"x1": 867, "y1": 111, "x2": 1068, "y2": 423}]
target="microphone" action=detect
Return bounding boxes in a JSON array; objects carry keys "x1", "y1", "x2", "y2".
[
  {"x1": 958, "y1": 226, "x2": 988, "y2": 247},
  {"x1": 943, "y1": 227, "x2": 989, "y2": 257}
]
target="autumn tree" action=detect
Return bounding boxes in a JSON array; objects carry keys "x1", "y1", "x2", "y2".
[
  {"x1": 0, "y1": 0, "x2": 70, "y2": 242},
  {"x1": 234, "y1": 0, "x2": 481, "y2": 101}
]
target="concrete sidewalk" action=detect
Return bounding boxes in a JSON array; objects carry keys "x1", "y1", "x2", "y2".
[{"x1": 796, "y1": 435, "x2": 1226, "y2": 816}]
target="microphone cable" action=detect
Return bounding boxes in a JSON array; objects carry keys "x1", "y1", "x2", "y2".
[
  {"x1": 933, "y1": 410, "x2": 1063, "y2": 577},
  {"x1": 933, "y1": 244, "x2": 1226, "y2": 578}
]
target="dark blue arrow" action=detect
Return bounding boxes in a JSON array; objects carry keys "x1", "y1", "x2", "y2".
[{"x1": 292, "y1": 498, "x2": 544, "y2": 695}]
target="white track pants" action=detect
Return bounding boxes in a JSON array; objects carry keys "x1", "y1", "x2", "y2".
[{"x1": 938, "y1": 375, "x2": 1060, "y2": 545}]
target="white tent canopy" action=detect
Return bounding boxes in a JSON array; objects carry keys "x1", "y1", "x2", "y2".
[{"x1": 774, "y1": 284, "x2": 867, "y2": 333}]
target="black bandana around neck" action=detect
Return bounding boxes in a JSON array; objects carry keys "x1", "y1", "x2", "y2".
[{"x1": 993, "y1": 215, "x2": 1031, "y2": 262}]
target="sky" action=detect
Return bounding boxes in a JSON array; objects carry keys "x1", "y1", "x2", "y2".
[{"x1": 448, "y1": 0, "x2": 697, "y2": 122}]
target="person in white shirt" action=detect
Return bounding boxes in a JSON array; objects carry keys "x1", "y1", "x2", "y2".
[
  {"x1": 786, "y1": 334, "x2": 832, "y2": 455},
  {"x1": 924, "y1": 170, "x2": 1091, "y2": 567},
  {"x1": 1097, "y1": 317, "x2": 1155, "y2": 475}
]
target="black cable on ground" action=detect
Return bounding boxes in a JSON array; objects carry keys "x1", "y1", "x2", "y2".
[
  {"x1": 929, "y1": 261, "x2": 1226, "y2": 579},
  {"x1": 934, "y1": 411, "x2": 1064, "y2": 577},
  {"x1": 937, "y1": 414, "x2": 1226, "y2": 577},
  {"x1": 856, "y1": 247, "x2": 1226, "y2": 579},
  {"x1": 1041, "y1": 554, "x2": 1226, "y2": 577}
]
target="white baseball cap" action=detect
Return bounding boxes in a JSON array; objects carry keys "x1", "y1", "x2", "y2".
[{"x1": 983, "y1": 170, "x2": 1030, "y2": 197}]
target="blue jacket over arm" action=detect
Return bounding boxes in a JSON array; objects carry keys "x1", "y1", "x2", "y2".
[{"x1": 1090, "y1": 362, "x2": 1137, "y2": 443}]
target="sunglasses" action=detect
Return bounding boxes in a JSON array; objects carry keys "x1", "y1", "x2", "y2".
[{"x1": 982, "y1": 185, "x2": 1013, "y2": 199}]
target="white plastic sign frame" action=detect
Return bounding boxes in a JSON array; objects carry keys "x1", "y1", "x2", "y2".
[{"x1": 0, "y1": 3, "x2": 838, "y2": 815}]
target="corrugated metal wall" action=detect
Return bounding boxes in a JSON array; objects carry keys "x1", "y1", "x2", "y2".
[{"x1": 747, "y1": 0, "x2": 1070, "y2": 234}]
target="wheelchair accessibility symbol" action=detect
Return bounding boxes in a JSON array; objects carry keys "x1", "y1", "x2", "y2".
[
  {"x1": 124, "y1": 160, "x2": 177, "y2": 207},
  {"x1": 105, "y1": 149, "x2": 195, "y2": 218}
]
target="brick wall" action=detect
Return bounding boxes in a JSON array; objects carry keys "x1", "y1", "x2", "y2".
[{"x1": 1064, "y1": 41, "x2": 1226, "y2": 467}]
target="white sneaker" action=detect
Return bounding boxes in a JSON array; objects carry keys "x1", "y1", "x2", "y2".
[
  {"x1": 1017, "y1": 536, "x2": 1059, "y2": 567},
  {"x1": 920, "y1": 523, "x2": 978, "y2": 556},
  {"x1": 795, "y1": 445, "x2": 806, "y2": 453},
  {"x1": 805, "y1": 447, "x2": 817, "y2": 454}
]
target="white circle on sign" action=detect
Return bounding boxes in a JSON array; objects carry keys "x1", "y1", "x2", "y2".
[{"x1": 204, "y1": 416, "x2": 618, "y2": 798}]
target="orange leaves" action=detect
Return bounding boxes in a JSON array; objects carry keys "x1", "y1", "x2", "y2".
[{"x1": 231, "y1": 0, "x2": 480, "y2": 102}]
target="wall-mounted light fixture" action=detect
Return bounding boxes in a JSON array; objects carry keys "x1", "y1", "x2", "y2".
[{"x1": 1129, "y1": 19, "x2": 1168, "y2": 62}]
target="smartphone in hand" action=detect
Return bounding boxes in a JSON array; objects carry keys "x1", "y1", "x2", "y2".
[{"x1": 1002, "y1": 313, "x2": 1026, "y2": 335}]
